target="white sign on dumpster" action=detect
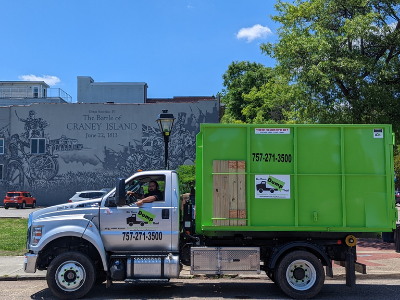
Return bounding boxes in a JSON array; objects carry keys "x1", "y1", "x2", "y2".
[{"x1": 255, "y1": 175, "x2": 290, "y2": 199}]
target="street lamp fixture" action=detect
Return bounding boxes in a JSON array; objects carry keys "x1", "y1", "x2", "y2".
[{"x1": 156, "y1": 110, "x2": 175, "y2": 170}]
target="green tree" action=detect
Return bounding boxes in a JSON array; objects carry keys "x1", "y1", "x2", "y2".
[
  {"x1": 221, "y1": 61, "x2": 273, "y2": 123},
  {"x1": 241, "y1": 73, "x2": 311, "y2": 124},
  {"x1": 176, "y1": 164, "x2": 195, "y2": 194},
  {"x1": 261, "y1": 0, "x2": 400, "y2": 131}
]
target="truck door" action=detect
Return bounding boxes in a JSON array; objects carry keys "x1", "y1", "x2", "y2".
[{"x1": 99, "y1": 174, "x2": 174, "y2": 252}]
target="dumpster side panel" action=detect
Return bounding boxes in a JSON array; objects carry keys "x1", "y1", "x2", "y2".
[
  {"x1": 296, "y1": 127, "x2": 343, "y2": 227},
  {"x1": 196, "y1": 126, "x2": 248, "y2": 229},
  {"x1": 195, "y1": 124, "x2": 396, "y2": 234}
]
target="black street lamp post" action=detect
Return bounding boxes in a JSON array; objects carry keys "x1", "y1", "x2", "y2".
[{"x1": 156, "y1": 110, "x2": 175, "y2": 170}]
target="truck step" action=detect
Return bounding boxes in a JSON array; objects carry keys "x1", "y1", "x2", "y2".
[{"x1": 125, "y1": 279, "x2": 170, "y2": 283}]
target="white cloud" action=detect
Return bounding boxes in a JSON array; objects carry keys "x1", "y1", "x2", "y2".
[
  {"x1": 389, "y1": 22, "x2": 397, "y2": 31},
  {"x1": 18, "y1": 74, "x2": 61, "y2": 86},
  {"x1": 236, "y1": 24, "x2": 273, "y2": 43}
]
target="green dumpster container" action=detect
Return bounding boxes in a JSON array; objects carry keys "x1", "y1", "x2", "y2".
[{"x1": 195, "y1": 124, "x2": 398, "y2": 235}]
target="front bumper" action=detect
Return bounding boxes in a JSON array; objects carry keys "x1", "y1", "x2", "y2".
[{"x1": 24, "y1": 253, "x2": 38, "y2": 273}]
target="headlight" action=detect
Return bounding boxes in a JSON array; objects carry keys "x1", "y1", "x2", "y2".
[{"x1": 31, "y1": 226, "x2": 43, "y2": 246}]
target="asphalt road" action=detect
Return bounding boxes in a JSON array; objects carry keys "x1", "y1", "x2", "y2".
[
  {"x1": 0, "y1": 206, "x2": 43, "y2": 218},
  {"x1": 1, "y1": 278, "x2": 400, "y2": 300}
]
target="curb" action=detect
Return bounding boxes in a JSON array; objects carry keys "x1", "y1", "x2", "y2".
[
  {"x1": 0, "y1": 275, "x2": 46, "y2": 281},
  {"x1": 2, "y1": 273, "x2": 400, "y2": 282}
]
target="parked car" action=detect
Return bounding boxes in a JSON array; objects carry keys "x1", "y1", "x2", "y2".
[
  {"x1": 68, "y1": 190, "x2": 108, "y2": 203},
  {"x1": 396, "y1": 190, "x2": 400, "y2": 205},
  {"x1": 3, "y1": 191, "x2": 36, "y2": 209}
]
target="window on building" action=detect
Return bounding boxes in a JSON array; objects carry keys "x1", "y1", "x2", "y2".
[
  {"x1": 0, "y1": 164, "x2": 3, "y2": 180},
  {"x1": 33, "y1": 87, "x2": 39, "y2": 98},
  {"x1": 0, "y1": 139, "x2": 4, "y2": 154},
  {"x1": 31, "y1": 138, "x2": 46, "y2": 154}
]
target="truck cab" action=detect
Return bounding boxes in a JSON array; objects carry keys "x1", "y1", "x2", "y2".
[
  {"x1": 25, "y1": 170, "x2": 181, "y2": 299},
  {"x1": 99, "y1": 170, "x2": 180, "y2": 253}
]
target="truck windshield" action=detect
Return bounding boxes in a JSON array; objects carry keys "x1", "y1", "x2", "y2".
[{"x1": 125, "y1": 180, "x2": 142, "y2": 193}]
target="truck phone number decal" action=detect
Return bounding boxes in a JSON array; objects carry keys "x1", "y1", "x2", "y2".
[
  {"x1": 122, "y1": 231, "x2": 163, "y2": 241},
  {"x1": 252, "y1": 152, "x2": 292, "y2": 163}
]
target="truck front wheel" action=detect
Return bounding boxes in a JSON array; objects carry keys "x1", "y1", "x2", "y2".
[
  {"x1": 275, "y1": 250, "x2": 324, "y2": 299},
  {"x1": 47, "y1": 251, "x2": 95, "y2": 299}
]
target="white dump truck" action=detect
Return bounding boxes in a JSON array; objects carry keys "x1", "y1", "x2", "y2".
[{"x1": 24, "y1": 124, "x2": 398, "y2": 299}]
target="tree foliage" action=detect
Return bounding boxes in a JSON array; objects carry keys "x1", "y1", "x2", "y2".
[
  {"x1": 220, "y1": 61, "x2": 273, "y2": 123},
  {"x1": 176, "y1": 164, "x2": 195, "y2": 194},
  {"x1": 261, "y1": 0, "x2": 400, "y2": 131}
]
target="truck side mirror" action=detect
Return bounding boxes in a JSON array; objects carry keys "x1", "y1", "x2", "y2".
[{"x1": 116, "y1": 178, "x2": 126, "y2": 206}]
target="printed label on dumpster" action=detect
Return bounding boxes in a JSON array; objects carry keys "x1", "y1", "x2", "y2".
[
  {"x1": 373, "y1": 128, "x2": 383, "y2": 138},
  {"x1": 255, "y1": 128, "x2": 290, "y2": 134},
  {"x1": 255, "y1": 175, "x2": 290, "y2": 199}
]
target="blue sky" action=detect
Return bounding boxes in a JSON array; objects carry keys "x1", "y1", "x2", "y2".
[{"x1": 1, "y1": 1, "x2": 282, "y2": 102}]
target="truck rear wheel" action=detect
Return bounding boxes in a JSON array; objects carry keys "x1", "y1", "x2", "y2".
[
  {"x1": 47, "y1": 251, "x2": 95, "y2": 299},
  {"x1": 275, "y1": 250, "x2": 324, "y2": 299}
]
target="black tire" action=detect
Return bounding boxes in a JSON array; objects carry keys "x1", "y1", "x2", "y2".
[
  {"x1": 274, "y1": 250, "x2": 325, "y2": 299},
  {"x1": 21, "y1": 202, "x2": 26, "y2": 209},
  {"x1": 31, "y1": 201, "x2": 36, "y2": 208},
  {"x1": 47, "y1": 251, "x2": 96, "y2": 300},
  {"x1": 4, "y1": 206, "x2": 9, "y2": 210},
  {"x1": 258, "y1": 188, "x2": 263, "y2": 193}
]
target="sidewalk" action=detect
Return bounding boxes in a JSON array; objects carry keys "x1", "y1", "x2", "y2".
[{"x1": 1, "y1": 238, "x2": 399, "y2": 281}]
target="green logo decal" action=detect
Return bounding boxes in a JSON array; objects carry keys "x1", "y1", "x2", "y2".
[
  {"x1": 267, "y1": 176, "x2": 285, "y2": 191},
  {"x1": 138, "y1": 209, "x2": 155, "y2": 224}
]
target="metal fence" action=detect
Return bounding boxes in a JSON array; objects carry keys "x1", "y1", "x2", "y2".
[{"x1": 0, "y1": 88, "x2": 72, "y2": 103}]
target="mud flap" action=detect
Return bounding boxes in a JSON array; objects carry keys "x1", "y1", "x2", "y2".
[
  {"x1": 345, "y1": 251, "x2": 355, "y2": 288},
  {"x1": 325, "y1": 262, "x2": 333, "y2": 278}
]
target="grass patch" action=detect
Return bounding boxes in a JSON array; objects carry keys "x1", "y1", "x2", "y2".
[{"x1": 0, "y1": 218, "x2": 28, "y2": 256}]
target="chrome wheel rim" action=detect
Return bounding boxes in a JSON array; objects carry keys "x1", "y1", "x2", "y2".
[
  {"x1": 285, "y1": 259, "x2": 316, "y2": 291},
  {"x1": 55, "y1": 260, "x2": 86, "y2": 291}
]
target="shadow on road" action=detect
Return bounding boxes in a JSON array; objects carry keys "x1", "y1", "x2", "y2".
[{"x1": 29, "y1": 279, "x2": 400, "y2": 300}]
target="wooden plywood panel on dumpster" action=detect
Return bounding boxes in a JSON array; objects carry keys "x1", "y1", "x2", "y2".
[
  {"x1": 237, "y1": 160, "x2": 246, "y2": 226},
  {"x1": 213, "y1": 160, "x2": 229, "y2": 226},
  {"x1": 229, "y1": 161, "x2": 238, "y2": 226},
  {"x1": 213, "y1": 160, "x2": 246, "y2": 226}
]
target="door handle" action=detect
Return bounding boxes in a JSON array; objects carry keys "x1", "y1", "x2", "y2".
[{"x1": 162, "y1": 209, "x2": 169, "y2": 219}]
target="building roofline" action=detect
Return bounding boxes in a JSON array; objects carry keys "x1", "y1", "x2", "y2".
[
  {"x1": 146, "y1": 96, "x2": 216, "y2": 103},
  {"x1": 0, "y1": 81, "x2": 50, "y2": 88},
  {"x1": 91, "y1": 82, "x2": 148, "y2": 86}
]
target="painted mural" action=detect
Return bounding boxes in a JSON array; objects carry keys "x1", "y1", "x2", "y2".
[{"x1": 0, "y1": 101, "x2": 219, "y2": 205}]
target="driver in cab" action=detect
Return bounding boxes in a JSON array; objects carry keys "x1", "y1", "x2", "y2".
[{"x1": 127, "y1": 181, "x2": 163, "y2": 207}]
